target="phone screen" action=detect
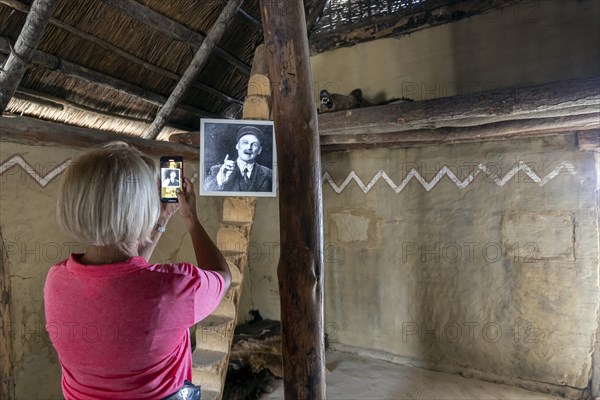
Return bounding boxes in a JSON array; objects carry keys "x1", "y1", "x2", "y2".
[{"x1": 160, "y1": 157, "x2": 183, "y2": 202}]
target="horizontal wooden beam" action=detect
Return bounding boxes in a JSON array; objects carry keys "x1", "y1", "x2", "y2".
[
  {"x1": 101, "y1": 0, "x2": 251, "y2": 75},
  {"x1": 13, "y1": 89, "x2": 63, "y2": 109},
  {"x1": 320, "y1": 113, "x2": 599, "y2": 151},
  {"x1": 0, "y1": 0, "x2": 243, "y2": 107},
  {"x1": 0, "y1": 39, "x2": 219, "y2": 119},
  {"x1": 319, "y1": 77, "x2": 600, "y2": 135},
  {"x1": 0, "y1": 115, "x2": 199, "y2": 160},
  {"x1": 168, "y1": 111, "x2": 599, "y2": 151},
  {"x1": 7, "y1": 86, "x2": 196, "y2": 133},
  {"x1": 170, "y1": 77, "x2": 600, "y2": 150},
  {"x1": 6, "y1": 75, "x2": 593, "y2": 153},
  {"x1": 2, "y1": 110, "x2": 595, "y2": 160}
]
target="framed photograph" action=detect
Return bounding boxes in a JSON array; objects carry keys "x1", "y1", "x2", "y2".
[{"x1": 200, "y1": 118, "x2": 277, "y2": 197}]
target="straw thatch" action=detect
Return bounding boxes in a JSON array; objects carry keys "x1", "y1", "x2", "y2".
[
  {"x1": 1, "y1": 0, "x2": 513, "y2": 141},
  {"x1": 308, "y1": 0, "x2": 519, "y2": 53},
  {"x1": 0, "y1": 0, "x2": 324, "y2": 140}
]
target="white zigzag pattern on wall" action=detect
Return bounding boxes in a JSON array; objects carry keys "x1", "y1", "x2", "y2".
[
  {"x1": 0, "y1": 155, "x2": 72, "y2": 187},
  {"x1": 322, "y1": 161, "x2": 578, "y2": 194},
  {"x1": 0, "y1": 155, "x2": 200, "y2": 187},
  {"x1": 0, "y1": 156, "x2": 577, "y2": 193}
]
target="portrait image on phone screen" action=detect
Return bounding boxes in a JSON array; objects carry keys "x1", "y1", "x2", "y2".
[{"x1": 160, "y1": 156, "x2": 183, "y2": 202}]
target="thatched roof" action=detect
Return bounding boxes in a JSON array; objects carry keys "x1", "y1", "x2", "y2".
[
  {"x1": 0, "y1": 0, "x2": 324, "y2": 140},
  {"x1": 0, "y1": 0, "x2": 516, "y2": 142}
]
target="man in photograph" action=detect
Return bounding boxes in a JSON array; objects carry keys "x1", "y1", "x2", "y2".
[
  {"x1": 204, "y1": 126, "x2": 272, "y2": 192},
  {"x1": 162, "y1": 169, "x2": 180, "y2": 187}
]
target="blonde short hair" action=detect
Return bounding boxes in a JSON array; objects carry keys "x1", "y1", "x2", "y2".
[{"x1": 57, "y1": 141, "x2": 159, "y2": 246}]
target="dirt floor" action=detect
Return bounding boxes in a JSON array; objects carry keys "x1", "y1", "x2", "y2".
[{"x1": 261, "y1": 350, "x2": 563, "y2": 400}]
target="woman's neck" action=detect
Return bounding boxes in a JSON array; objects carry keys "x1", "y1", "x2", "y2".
[{"x1": 80, "y1": 243, "x2": 139, "y2": 265}]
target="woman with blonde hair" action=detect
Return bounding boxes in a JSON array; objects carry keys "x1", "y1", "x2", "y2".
[{"x1": 44, "y1": 142, "x2": 230, "y2": 400}]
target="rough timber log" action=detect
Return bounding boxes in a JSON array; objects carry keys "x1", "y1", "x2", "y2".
[
  {"x1": 144, "y1": 0, "x2": 243, "y2": 139},
  {"x1": 0, "y1": 0, "x2": 57, "y2": 112},
  {"x1": 260, "y1": 1, "x2": 326, "y2": 399}
]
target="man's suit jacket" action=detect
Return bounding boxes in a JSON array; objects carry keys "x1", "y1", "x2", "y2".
[
  {"x1": 204, "y1": 162, "x2": 272, "y2": 192},
  {"x1": 162, "y1": 178, "x2": 180, "y2": 187}
]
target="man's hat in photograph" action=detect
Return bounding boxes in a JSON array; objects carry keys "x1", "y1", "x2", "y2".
[{"x1": 236, "y1": 125, "x2": 264, "y2": 144}]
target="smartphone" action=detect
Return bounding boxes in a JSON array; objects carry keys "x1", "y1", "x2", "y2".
[{"x1": 160, "y1": 156, "x2": 183, "y2": 203}]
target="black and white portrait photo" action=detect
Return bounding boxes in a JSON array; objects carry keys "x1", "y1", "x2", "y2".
[
  {"x1": 200, "y1": 119, "x2": 276, "y2": 197},
  {"x1": 161, "y1": 168, "x2": 180, "y2": 187}
]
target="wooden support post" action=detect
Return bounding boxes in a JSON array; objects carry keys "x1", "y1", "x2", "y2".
[
  {"x1": 0, "y1": 228, "x2": 15, "y2": 400},
  {"x1": 260, "y1": 1, "x2": 326, "y2": 399},
  {"x1": 144, "y1": 0, "x2": 244, "y2": 140},
  {"x1": 0, "y1": 0, "x2": 56, "y2": 112}
]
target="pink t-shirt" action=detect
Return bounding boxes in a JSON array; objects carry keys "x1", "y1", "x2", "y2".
[{"x1": 44, "y1": 254, "x2": 226, "y2": 400}]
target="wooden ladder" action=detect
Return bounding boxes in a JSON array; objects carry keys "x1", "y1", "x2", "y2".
[{"x1": 189, "y1": 44, "x2": 271, "y2": 400}]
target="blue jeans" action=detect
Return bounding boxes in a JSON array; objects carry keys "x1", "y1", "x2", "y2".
[{"x1": 161, "y1": 381, "x2": 201, "y2": 400}]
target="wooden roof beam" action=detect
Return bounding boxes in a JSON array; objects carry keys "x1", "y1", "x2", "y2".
[
  {"x1": 0, "y1": 0, "x2": 57, "y2": 112},
  {"x1": 306, "y1": 0, "x2": 328, "y2": 34},
  {"x1": 0, "y1": 38, "x2": 219, "y2": 119},
  {"x1": 13, "y1": 89, "x2": 63, "y2": 110},
  {"x1": 0, "y1": 0, "x2": 244, "y2": 108},
  {"x1": 0, "y1": 115, "x2": 200, "y2": 160},
  {"x1": 144, "y1": 0, "x2": 243, "y2": 139},
  {"x1": 238, "y1": 7, "x2": 261, "y2": 28},
  {"x1": 101, "y1": 0, "x2": 251, "y2": 76},
  {"x1": 5, "y1": 86, "x2": 197, "y2": 134}
]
